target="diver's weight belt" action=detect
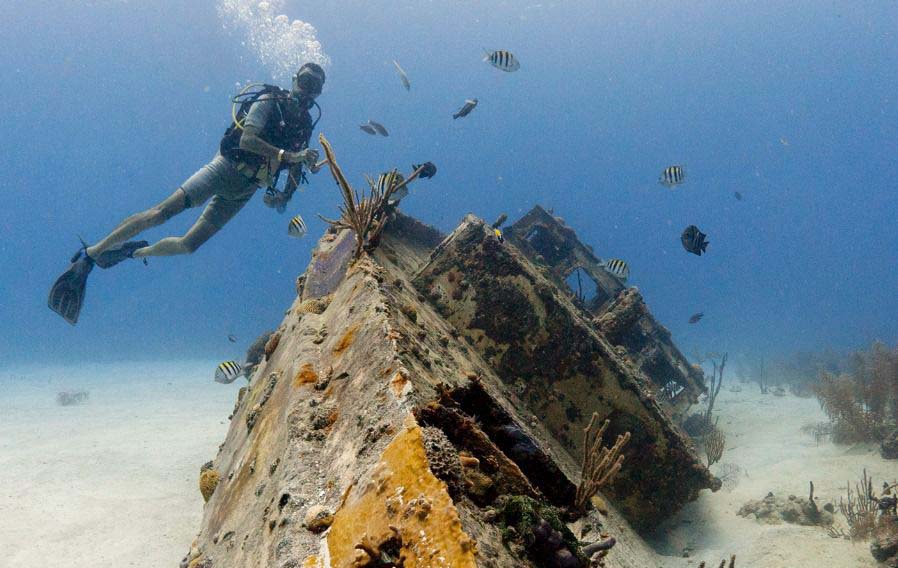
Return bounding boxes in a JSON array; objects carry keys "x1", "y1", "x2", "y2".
[{"x1": 236, "y1": 160, "x2": 277, "y2": 185}]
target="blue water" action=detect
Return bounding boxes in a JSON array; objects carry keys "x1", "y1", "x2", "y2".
[{"x1": 1, "y1": 1, "x2": 896, "y2": 367}]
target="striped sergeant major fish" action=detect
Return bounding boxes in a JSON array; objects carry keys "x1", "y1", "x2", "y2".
[
  {"x1": 659, "y1": 165, "x2": 686, "y2": 187},
  {"x1": 377, "y1": 170, "x2": 404, "y2": 193},
  {"x1": 599, "y1": 258, "x2": 630, "y2": 281},
  {"x1": 661, "y1": 380, "x2": 685, "y2": 400},
  {"x1": 494, "y1": 228, "x2": 505, "y2": 243},
  {"x1": 288, "y1": 214, "x2": 307, "y2": 238},
  {"x1": 378, "y1": 171, "x2": 407, "y2": 205},
  {"x1": 483, "y1": 49, "x2": 520, "y2": 72},
  {"x1": 215, "y1": 360, "x2": 244, "y2": 384}
]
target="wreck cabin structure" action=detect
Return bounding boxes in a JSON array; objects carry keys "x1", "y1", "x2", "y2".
[
  {"x1": 185, "y1": 210, "x2": 716, "y2": 568},
  {"x1": 505, "y1": 205, "x2": 706, "y2": 417}
]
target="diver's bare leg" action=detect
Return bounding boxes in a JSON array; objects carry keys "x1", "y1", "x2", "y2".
[
  {"x1": 132, "y1": 216, "x2": 220, "y2": 258},
  {"x1": 86, "y1": 189, "x2": 188, "y2": 259}
]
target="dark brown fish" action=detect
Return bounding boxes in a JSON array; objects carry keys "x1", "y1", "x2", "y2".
[
  {"x1": 412, "y1": 162, "x2": 437, "y2": 179},
  {"x1": 681, "y1": 225, "x2": 709, "y2": 256},
  {"x1": 688, "y1": 312, "x2": 704, "y2": 324}
]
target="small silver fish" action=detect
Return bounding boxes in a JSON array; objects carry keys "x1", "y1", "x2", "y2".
[
  {"x1": 368, "y1": 120, "x2": 389, "y2": 137},
  {"x1": 734, "y1": 191, "x2": 743, "y2": 201},
  {"x1": 484, "y1": 49, "x2": 520, "y2": 72},
  {"x1": 453, "y1": 98, "x2": 478, "y2": 119},
  {"x1": 227, "y1": 334, "x2": 238, "y2": 343},
  {"x1": 600, "y1": 258, "x2": 630, "y2": 280},
  {"x1": 214, "y1": 360, "x2": 244, "y2": 384},
  {"x1": 659, "y1": 165, "x2": 686, "y2": 187},
  {"x1": 288, "y1": 214, "x2": 307, "y2": 238},
  {"x1": 359, "y1": 123, "x2": 377, "y2": 135},
  {"x1": 393, "y1": 60, "x2": 411, "y2": 91}
]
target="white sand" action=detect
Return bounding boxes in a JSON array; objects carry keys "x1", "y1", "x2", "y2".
[
  {"x1": 0, "y1": 362, "x2": 237, "y2": 568},
  {"x1": 651, "y1": 386, "x2": 893, "y2": 568},
  {"x1": 2, "y1": 365, "x2": 892, "y2": 568}
]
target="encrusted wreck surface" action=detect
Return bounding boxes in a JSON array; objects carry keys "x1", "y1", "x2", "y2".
[
  {"x1": 184, "y1": 209, "x2": 716, "y2": 568},
  {"x1": 505, "y1": 206, "x2": 705, "y2": 418},
  {"x1": 414, "y1": 214, "x2": 717, "y2": 526}
]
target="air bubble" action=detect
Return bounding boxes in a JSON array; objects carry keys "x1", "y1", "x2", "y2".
[{"x1": 218, "y1": 0, "x2": 330, "y2": 80}]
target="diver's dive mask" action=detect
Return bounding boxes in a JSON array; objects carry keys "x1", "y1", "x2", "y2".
[{"x1": 293, "y1": 64, "x2": 325, "y2": 100}]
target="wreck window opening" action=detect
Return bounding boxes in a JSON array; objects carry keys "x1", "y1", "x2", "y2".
[
  {"x1": 523, "y1": 225, "x2": 566, "y2": 265},
  {"x1": 524, "y1": 225, "x2": 546, "y2": 243},
  {"x1": 564, "y1": 267, "x2": 599, "y2": 305}
]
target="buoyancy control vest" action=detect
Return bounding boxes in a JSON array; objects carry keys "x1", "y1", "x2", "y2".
[{"x1": 219, "y1": 85, "x2": 316, "y2": 177}]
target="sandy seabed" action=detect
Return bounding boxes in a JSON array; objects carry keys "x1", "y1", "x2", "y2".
[
  {"x1": 1, "y1": 364, "x2": 893, "y2": 568},
  {"x1": 0, "y1": 361, "x2": 236, "y2": 568},
  {"x1": 653, "y1": 386, "x2": 893, "y2": 568}
]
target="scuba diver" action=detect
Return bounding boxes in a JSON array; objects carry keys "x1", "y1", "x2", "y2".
[{"x1": 48, "y1": 63, "x2": 327, "y2": 325}]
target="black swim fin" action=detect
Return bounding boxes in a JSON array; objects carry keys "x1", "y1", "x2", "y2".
[
  {"x1": 93, "y1": 240, "x2": 149, "y2": 269},
  {"x1": 48, "y1": 249, "x2": 95, "y2": 325}
]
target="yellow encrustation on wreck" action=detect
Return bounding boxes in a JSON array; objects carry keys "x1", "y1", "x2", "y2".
[{"x1": 325, "y1": 416, "x2": 477, "y2": 567}]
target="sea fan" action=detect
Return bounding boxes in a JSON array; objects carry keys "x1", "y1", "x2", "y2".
[{"x1": 813, "y1": 342, "x2": 898, "y2": 444}]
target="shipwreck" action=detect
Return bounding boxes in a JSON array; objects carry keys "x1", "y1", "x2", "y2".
[{"x1": 181, "y1": 144, "x2": 718, "y2": 568}]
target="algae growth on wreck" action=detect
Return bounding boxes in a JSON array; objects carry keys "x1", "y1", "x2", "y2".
[{"x1": 4, "y1": 2, "x2": 898, "y2": 567}]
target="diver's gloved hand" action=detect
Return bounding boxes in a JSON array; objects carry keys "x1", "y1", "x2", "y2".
[
  {"x1": 263, "y1": 189, "x2": 290, "y2": 213},
  {"x1": 284, "y1": 148, "x2": 319, "y2": 168}
]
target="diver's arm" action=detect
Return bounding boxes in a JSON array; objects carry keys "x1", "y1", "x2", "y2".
[
  {"x1": 238, "y1": 124, "x2": 284, "y2": 161},
  {"x1": 240, "y1": 127, "x2": 317, "y2": 167}
]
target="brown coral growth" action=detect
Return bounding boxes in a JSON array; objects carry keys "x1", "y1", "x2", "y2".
[
  {"x1": 294, "y1": 363, "x2": 318, "y2": 387},
  {"x1": 264, "y1": 332, "x2": 281, "y2": 358},
  {"x1": 814, "y1": 342, "x2": 898, "y2": 444},
  {"x1": 199, "y1": 469, "x2": 221, "y2": 503},
  {"x1": 574, "y1": 413, "x2": 630, "y2": 514},
  {"x1": 296, "y1": 295, "x2": 333, "y2": 315},
  {"x1": 704, "y1": 425, "x2": 726, "y2": 467},
  {"x1": 840, "y1": 468, "x2": 879, "y2": 539},
  {"x1": 334, "y1": 324, "x2": 360, "y2": 356}
]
